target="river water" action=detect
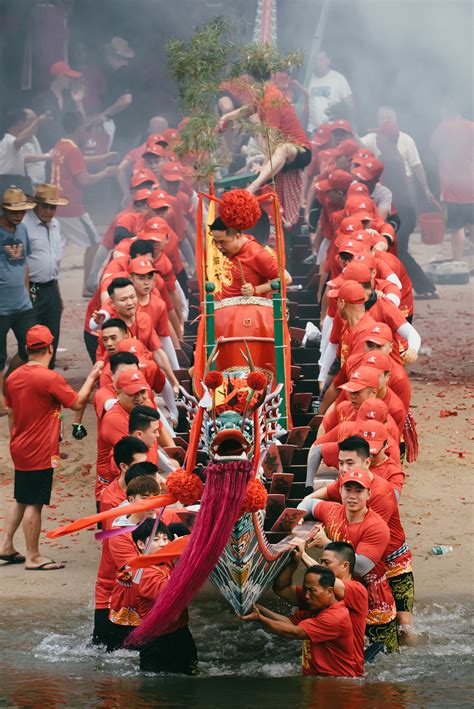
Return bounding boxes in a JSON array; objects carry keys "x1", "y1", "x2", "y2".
[{"x1": 0, "y1": 595, "x2": 472, "y2": 708}]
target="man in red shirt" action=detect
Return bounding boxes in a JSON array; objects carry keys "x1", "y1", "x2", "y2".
[
  {"x1": 209, "y1": 216, "x2": 290, "y2": 299},
  {"x1": 51, "y1": 111, "x2": 118, "y2": 294},
  {"x1": 239, "y1": 565, "x2": 356, "y2": 677},
  {"x1": 93, "y1": 435, "x2": 148, "y2": 646},
  {"x1": 300, "y1": 469, "x2": 399, "y2": 653},
  {"x1": 273, "y1": 540, "x2": 367, "y2": 675},
  {"x1": 0, "y1": 325, "x2": 102, "y2": 569}
]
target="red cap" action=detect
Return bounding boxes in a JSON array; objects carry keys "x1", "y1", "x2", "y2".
[
  {"x1": 353, "y1": 251, "x2": 377, "y2": 268},
  {"x1": 141, "y1": 217, "x2": 168, "y2": 241},
  {"x1": 363, "y1": 323, "x2": 393, "y2": 345},
  {"x1": 162, "y1": 128, "x2": 180, "y2": 143},
  {"x1": 133, "y1": 188, "x2": 153, "y2": 203},
  {"x1": 345, "y1": 196, "x2": 376, "y2": 217},
  {"x1": 333, "y1": 139, "x2": 359, "y2": 157},
  {"x1": 50, "y1": 61, "x2": 81, "y2": 78},
  {"x1": 337, "y1": 216, "x2": 363, "y2": 236},
  {"x1": 146, "y1": 133, "x2": 168, "y2": 148},
  {"x1": 339, "y1": 468, "x2": 372, "y2": 490},
  {"x1": 116, "y1": 338, "x2": 148, "y2": 359},
  {"x1": 116, "y1": 369, "x2": 148, "y2": 395},
  {"x1": 147, "y1": 190, "x2": 172, "y2": 210},
  {"x1": 341, "y1": 261, "x2": 372, "y2": 283},
  {"x1": 352, "y1": 149, "x2": 375, "y2": 164},
  {"x1": 143, "y1": 144, "x2": 164, "y2": 158},
  {"x1": 357, "y1": 421, "x2": 388, "y2": 455},
  {"x1": 317, "y1": 169, "x2": 353, "y2": 192},
  {"x1": 130, "y1": 169, "x2": 157, "y2": 188},
  {"x1": 160, "y1": 162, "x2": 184, "y2": 182},
  {"x1": 339, "y1": 365, "x2": 381, "y2": 392},
  {"x1": 347, "y1": 181, "x2": 370, "y2": 197},
  {"x1": 329, "y1": 119, "x2": 353, "y2": 134},
  {"x1": 328, "y1": 280, "x2": 366, "y2": 304},
  {"x1": 351, "y1": 229, "x2": 374, "y2": 245},
  {"x1": 351, "y1": 158, "x2": 384, "y2": 182},
  {"x1": 128, "y1": 257, "x2": 156, "y2": 275},
  {"x1": 357, "y1": 397, "x2": 389, "y2": 423},
  {"x1": 26, "y1": 325, "x2": 54, "y2": 350},
  {"x1": 312, "y1": 124, "x2": 333, "y2": 146},
  {"x1": 361, "y1": 350, "x2": 392, "y2": 372},
  {"x1": 336, "y1": 238, "x2": 365, "y2": 256}
]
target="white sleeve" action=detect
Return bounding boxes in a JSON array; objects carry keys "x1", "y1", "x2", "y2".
[
  {"x1": 386, "y1": 273, "x2": 403, "y2": 289},
  {"x1": 397, "y1": 321, "x2": 421, "y2": 352},
  {"x1": 318, "y1": 315, "x2": 334, "y2": 366},
  {"x1": 318, "y1": 341, "x2": 338, "y2": 383},
  {"x1": 89, "y1": 309, "x2": 110, "y2": 332},
  {"x1": 360, "y1": 133, "x2": 377, "y2": 153},
  {"x1": 376, "y1": 184, "x2": 392, "y2": 211},
  {"x1": 385, "y1": 292, "x2": 401, "y2": 307},
  {"x1": 354, "y1": 554, "x2": 375, "y2": 576},
  {"x1": 338, "y1": 73, "x2": 352, "y2": 100},
  {"x1": 403, "y1": 133, "x2": 422, "y2": 168}
]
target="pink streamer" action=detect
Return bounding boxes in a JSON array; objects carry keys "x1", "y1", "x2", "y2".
[{"x1": 127, "y1": 460, "x2": 253, "y2": 645}]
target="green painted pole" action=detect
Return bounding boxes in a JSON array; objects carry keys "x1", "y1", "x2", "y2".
[
  {"x1": 205, "y1": 281, "x2": 216, "y2": 367},
  {"x1": 271, "y1": 278, "x2": 288, "y2": 427}
]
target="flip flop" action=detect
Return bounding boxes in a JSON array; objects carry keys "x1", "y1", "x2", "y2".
[
  {"x1": 25, "y1": 561, "x2": 65, "y2": 571},
  {"x1": 0, "y1": 552, "x2": 26, "y2": 564}
]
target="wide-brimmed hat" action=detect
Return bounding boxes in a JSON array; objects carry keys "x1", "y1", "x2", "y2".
[
  {"x1": 108, "y1": 36, "x2": 134, "y2": 60},
  {"x1": 34, "y1": 183, "x2": 69, "y2": 206},
  {"x1": 2, "y1": 187, "x2": 35, "y2": 211}
]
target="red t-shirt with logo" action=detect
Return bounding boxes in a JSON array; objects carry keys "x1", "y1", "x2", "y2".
[
  {"x1": 95, "y1": 308, "x2": 161, "y2": 362},
  {"x1": 138, "y1": 292, "x2": 170, "y2": 337},
  {"x1": 5, "y1": 364, "x2": 78, "y2": 471},
  {"x1": 219, "y1": 238, "x2": 280, "y2": 300},
  {"x1": 258, "y1": 84, "x2": 310, "y2": 149},
  {"x1": 51, "y1": 138, "x2": 86, "y2": 217},
  {"x1": 289, "y1": 601, "x2": 356, "y2": 677},
  {"x1": 313, "y1": 501, "x2": 396, "y2": 626}
]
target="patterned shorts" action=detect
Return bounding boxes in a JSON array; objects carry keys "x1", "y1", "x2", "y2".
[
  {"x1": 388, "y1": 571, "x2": 415, "y2": 613},
  {"x1": 366, "y1": 618, "x2": 399, "y2": 654}
]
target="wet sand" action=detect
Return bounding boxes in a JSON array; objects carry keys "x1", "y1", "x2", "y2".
[{"x1": 0, "y1": 232, "x2": 473, "y2": 606}]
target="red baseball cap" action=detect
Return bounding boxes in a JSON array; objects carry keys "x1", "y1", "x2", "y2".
[
  {"x1": 337, "y1": 216, "x2": 363, "y2": 236},
  {"x1": 128, "y1": 257, "x2": 157, "y2": 275},
  {"x1": 329, "y1": 119, "x2": 353, "y2": 134},
  {"x1": 357, "y1": 421, "x2": 388, "y2": 455},
  {"x1": 26, "y1": 325, "x2": 54, "y2": 350},
  {"x1": 347, "y1": 181, "x2": 370, "y2": 197},
  {"x1": 143, "y1": 144, "x2": 164, "y2": 158},
  {"x1": 345, "y1": 196, "x2": 376, "y2": 217},
  {"x1": 160, "y1": 162, "x2": 184, "y2": 182},
  {"x1": 339, "y1": 468, "x2": 372, "y2": 489},
  {"x1": 328, "y1": 280, "x2": 366, "y2": 304},
  {"x1": 361, "y1": 350, "x2": 392, "y2": 372},
  {"x1": 353, "y1": 251, "x2": 377, "y2": 268},
  {"x1": 336, "y1": 238, "x2": 365, "y2": 256},
  {"x1": 140, "y1": 217, "x2": 169, "y2": 242},
  {"x1": 147, "y1": 190, "x2": 172, "y2": 210},
  {"x1": 351, "y1": 158, "x2": 384, "y2": 182},
  {"x1": 357, "y1": 397, "x2": 389, "y2": 423},
  {"x1": 116, "y1": 369, "x2": 148, "y2": 395},
  {"x1": 352, "y1": 149, "x2": 375, "y2": 165},
  {"x1": 339, "y1": 365, "x2": 381, "y2": 392},
  {"x1": 341, "y1": 261, "x2": 372, "y2": 283},
  {"x1": 162, "y1": 128, "x2": 180, "y2": 143},
  {"x1": 116, "y1": 338, "x2": 148, "y2": 359},
  {"x1": 317, "y1": 169, "x2": 353, "y2": 192},
  {"x1": 133, "y1": 188, "x2": 153, "y2": 203},
  {"x1": 312, "y1": 123, "x2": 333, "y2": 146},
  {"x1": 333, "y1": 139, "x2": 359, "y2": 157},
  {"x1": 146, "y1": 133, "x2": 168, "y2": 148},
  {"x1": 130, "y1": 170, "x2": 157, "y2": 188},
  {"x1": 363, "y1": 323, "x2": 393, "y2": 345},
  {"x1": 50, "y1": 61, "x2": 81, "y2": 78}
]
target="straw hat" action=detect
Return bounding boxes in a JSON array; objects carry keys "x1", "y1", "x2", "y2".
[
  {"x1": 2, "y1": 187, "x2": 35, "y2": 211},
  {"x1": 34, "y1": 183, "x2": 69, "y2": 206}
]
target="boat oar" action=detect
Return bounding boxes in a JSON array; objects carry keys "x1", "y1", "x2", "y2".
[{"x1": 128, "y1": 535, "x2": 190, "y2": 569}]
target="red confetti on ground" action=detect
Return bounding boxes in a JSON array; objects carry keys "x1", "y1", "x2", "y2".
[{"x1": 439, "y1": 410, "x2": 458, "y2": 418}]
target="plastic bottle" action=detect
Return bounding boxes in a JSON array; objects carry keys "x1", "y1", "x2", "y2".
[{"x1": 431, "y1": 545, "x2": 453, "y2": 555}]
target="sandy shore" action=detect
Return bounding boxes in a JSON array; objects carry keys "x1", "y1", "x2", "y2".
[{"x1": 0, "y1": 232, "x2": 473, "y2": 606}]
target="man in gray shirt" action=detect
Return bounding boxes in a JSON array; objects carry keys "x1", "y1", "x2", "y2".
[
  {"x1": 23, "y1": 183, "x2": 67, "y2": 367},
  {"x1": 0, "y1": 188, "x2": 37, "y2": 411}
]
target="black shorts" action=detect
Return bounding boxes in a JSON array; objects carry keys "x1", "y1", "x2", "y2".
[
  {"x1": 139, "y1": 625, "x2": 198, "y2": 674},
  {"x1": 445, "y1": 202, "x2": 474, "y2": 230},
  {"x1": 0, "y1": 308, "x2": 37, "y2": 369},
  {"x1": 282, "y1": 146, "x2": 312, "y2": 173},
  {"x1": 365, "y1": 618, "x2": 399, "y2": 654},
  {"x1": 388, "y1": 571, "x2": 415, "y2": 613},
  {"x1": 14, "y1": 468, "x2": 53, "y2": 505}
]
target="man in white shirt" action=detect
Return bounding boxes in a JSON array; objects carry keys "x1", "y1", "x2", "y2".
[
  {"x1": 307, "y1": 51, "x2": 353, "y2": 132},
  {"x1": 0, "y1": 109, "x2": 50, "y2": 177}
]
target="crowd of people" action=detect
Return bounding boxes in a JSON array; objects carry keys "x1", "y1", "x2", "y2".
[{"x1": 0, "y1": 39, "x2": 473, "y2": 679}]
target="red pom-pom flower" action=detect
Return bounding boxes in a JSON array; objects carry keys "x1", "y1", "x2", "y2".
[
  {"x1": 166, "y1": 469, "x2": 203, "y2": 506},
  {"x1": 219, "y1": 189, "x2": 262, "y2": 231},
  {"x1": 204, "y1": 371, "x2": 224, "y2": 390},
  {"x1": 247, "y1": 371, "x2": 268, "y2": 392},
  {"x1": 241, "y1": 477, "x2": 268, "y2": 514}
]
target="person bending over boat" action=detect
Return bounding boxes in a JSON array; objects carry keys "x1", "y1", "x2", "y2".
[
  {"x1": 273, "y1": 539, "x2": 368, "y2": 676},
  {"x1": 238, "y1": 565, "x2": 357, "y2": 677}
]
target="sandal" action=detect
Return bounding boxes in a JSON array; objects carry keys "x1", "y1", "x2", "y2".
[{"x1": 25, "y1": 561, "x2": 65, "y2": 571}]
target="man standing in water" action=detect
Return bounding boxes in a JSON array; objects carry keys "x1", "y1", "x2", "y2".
[{"x1": 239, "y1": 565, "x2": 356, "y2": 677}]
